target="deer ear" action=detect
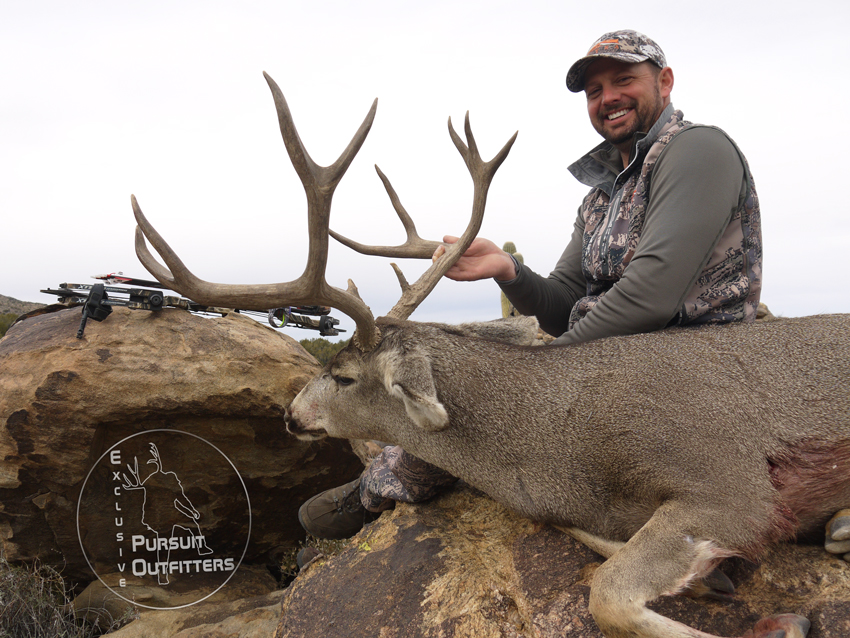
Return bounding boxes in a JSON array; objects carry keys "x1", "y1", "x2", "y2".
[{"x1": 382, "y1": 352, "x2": 449, "y2": 432}]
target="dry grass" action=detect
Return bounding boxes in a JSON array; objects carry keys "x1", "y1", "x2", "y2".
[{"x1": 0, "y1": 556, "x2": 132, "y2": 638}]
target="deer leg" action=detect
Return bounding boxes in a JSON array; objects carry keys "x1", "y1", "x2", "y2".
[
  {"x1": 556, "y1": 524, "x2": 735, "y2": 602},
  {"x1": 556, "y1": 524, "x2": 625, "y2": 558},
  {"x1": 586, "y1": 503, "x2": 808, "y2": 638},
  {"x1": 825, "y1": 508, "x2": 850, "y2": 561}
]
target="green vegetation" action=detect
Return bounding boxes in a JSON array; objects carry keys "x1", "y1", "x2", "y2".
[
  {"x1": 0, "y1": 556, "x2": 130, "y2": 637},
  {"x1": 0, "y1": 313, "x2": 18, "y2": 338},
  {"x1": 278, "y1": 534, "x2": 349, "y2": 584},
  {"x1": 299, "y1": 337, "x2": 350, "y2": 366}
]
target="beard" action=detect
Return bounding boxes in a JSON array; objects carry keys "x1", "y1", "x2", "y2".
[{"x1": 593, "y1": 86, "x2": 664, "y2": 147}]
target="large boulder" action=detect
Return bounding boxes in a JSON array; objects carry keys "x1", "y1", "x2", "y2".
[
  {"x1": 0, "y1": 306, "x2": 363, "y2": 588},
  {"x1": 276, "y1": 484, "x2": 850, "y2": 638}
]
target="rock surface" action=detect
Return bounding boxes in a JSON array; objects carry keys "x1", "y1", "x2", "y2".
[
  {"x1": 0, "y1": 306, "x2": 363, "y2": 583},
  {"x1": 74, "y1": 564, "x2": 282, "y2": 636},
  {"x1": 111, "y1": 589, "x2": 284, "y2": 638},
  {"x1": 276, "y1": 484, "x2": 850, "y2": 638}
]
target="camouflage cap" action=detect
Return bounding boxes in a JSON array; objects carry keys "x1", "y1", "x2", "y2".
[{"x1": 566, "y1": 30, "x2": 667, "y2": 93}]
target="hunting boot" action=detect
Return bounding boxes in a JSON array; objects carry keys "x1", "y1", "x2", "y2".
[{"x1": 298, "y1": 478, "x2": 382, "y2": 539}]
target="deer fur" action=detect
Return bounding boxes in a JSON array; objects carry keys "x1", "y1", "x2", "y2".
[{"x1": 287, "y1": 313, "x2": 850, "y2": 638}]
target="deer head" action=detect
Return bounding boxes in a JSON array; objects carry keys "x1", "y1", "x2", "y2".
[{"x1": 132, "y1": 72, "x2": 516, "y2": 351}]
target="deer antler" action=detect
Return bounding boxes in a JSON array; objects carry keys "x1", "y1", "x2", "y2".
[
  {"x1": 133, "y1": 72, "x2": 383, "y2": 351},
  {"x1": 331, "y1": 113, "x2": 517, "y2": 320},
  {"x1": 329, "y1": 165, "x2": 442, "y2": 259},
  {"x1": 133, "y1": 74, "x2": 516, "y2": 351}
]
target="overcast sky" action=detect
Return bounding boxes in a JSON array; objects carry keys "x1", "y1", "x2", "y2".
[{"x1": 2, "y1": 0, "x2": 847, "y2": 340}]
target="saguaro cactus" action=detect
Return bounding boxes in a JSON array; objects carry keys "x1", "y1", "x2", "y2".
[{"x1": 500, "y1": 241, "x2": 523, "y2": 318}]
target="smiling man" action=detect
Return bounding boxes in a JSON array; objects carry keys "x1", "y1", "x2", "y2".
[
  {"x1": 298, "y1": 30, "x2": 764, "y2": 541},
  {"x1": 445, "y1": 29, "x2": 763, "y2": 345}
]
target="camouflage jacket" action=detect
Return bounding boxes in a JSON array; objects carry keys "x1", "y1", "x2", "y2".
[
  {"x1": 499, "y1": 105, "x2": 762, "y2": 345},
  {"x1": 567, "y1": 105, "x2": 762, "y2": 331}
]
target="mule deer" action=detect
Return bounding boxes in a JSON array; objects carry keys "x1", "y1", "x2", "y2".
[{"x1": 132, "y1": 73, "x2": 850, "y2": 638}]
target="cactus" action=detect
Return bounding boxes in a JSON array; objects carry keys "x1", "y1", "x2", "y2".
[{"x1": 500, "y1": 242, "x2": 524, "y2": 318}]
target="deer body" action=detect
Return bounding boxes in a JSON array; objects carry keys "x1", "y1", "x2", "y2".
[
  {"x1": 133, "y1": 76, "x2": 845, "y2": 637},
  {"x1": 289, "y1": 315, "x2": 850, "y2": 547},
  {"x1": 288, "y1": 314, "x2": 850, "y2": 638}
]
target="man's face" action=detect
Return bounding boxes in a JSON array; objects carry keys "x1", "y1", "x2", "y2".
[{"x1": 584, "y1": 59, "x2": 672, "y2": 150}]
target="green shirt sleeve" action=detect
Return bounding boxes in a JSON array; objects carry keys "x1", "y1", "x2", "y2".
[{"x1": 499, "y1": 126, "x2": 746, "y2": 345}]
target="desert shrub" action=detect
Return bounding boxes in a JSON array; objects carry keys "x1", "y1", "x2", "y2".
[
  {"x1": 0, "y1": 556, "x2": 130, "y2": 637},
  {"x1": 0, "y1": 313, "x2": 17, "y2": 338}
]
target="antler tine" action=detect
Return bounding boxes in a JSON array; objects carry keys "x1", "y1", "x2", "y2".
[
  {"x1": 133, "y1": 196, "x2": 180, "y2": 289},
  {"x1": 263, "y1": 72, "x2": 377, "y2": 192},
  {"x1": 450, "y1": 111, "x2": 517, "y2": 182},
  {"x1": 329, "y1": 165, "x2": 443, "y2": 258},
  {"x1": 386, "y1": 114, "x2": 517, "y2": 320},
  {"x1": 132, "y1": 74, "x2": 383, "y2": 351}
]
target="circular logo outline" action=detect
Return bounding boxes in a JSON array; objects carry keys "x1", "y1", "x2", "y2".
[{"x1": 76, "y1": 429, "x2": 252, "y2": 610}]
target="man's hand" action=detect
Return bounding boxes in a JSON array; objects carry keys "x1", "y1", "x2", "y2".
[{"x1": 434, "y1": 235, "x2": 517, "y2": 282}]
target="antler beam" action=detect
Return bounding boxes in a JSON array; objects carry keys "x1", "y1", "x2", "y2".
[{"x1": 387, "y1": 113, "x2": 516, "y2": 320}]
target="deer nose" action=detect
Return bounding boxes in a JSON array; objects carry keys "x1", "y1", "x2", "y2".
[{"x1": 283, "y1": 405, "x2": 300, "y2": 435}]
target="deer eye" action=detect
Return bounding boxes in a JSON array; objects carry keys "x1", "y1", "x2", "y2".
[{"x1": 333, "y1": 374, "x2": 355, "y2": 387}]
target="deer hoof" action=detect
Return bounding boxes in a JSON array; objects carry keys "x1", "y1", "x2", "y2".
[
  {"x1": 685, "y1": 567, "x2": 735, "y2": 600},
  {"x1": 826, "y1": 509, "x2": 850, "y2": 541},
  {"x1": 747, "y1": 613, "x2": 810, "y2": 638},
  {"x1": 825, "y1": 510, "x2": 850, "y2": 560}
]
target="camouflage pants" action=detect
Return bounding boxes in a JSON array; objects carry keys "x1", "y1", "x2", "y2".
[{"x1": 359, "y1": 445, "x2": 458, "y2": 512}]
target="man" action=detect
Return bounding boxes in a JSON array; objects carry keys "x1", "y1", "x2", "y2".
[{"x1": 298, "y1": 30, "x2": 762, "y2": 542}]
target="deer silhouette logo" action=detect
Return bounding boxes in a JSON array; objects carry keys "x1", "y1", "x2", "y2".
[{"x1": 122, "y1": 443, "x2": 213, "y2": 585}]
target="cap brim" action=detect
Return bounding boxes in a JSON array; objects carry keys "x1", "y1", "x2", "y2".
[{"x1": 565, "y1": 51, "x2": 651, "y2": 92}]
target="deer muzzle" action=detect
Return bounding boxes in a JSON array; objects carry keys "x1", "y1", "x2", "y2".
[{"x1": 284, "y1": 404, "x2": 327, "y2": 442}]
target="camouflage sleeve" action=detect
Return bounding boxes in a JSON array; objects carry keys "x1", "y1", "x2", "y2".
[
  {"x1": 552, "y1": 127, "x2": 746, "y2": 345},
  {"x1": 496, "y1": 207, "x2": 587, "y2": 337}
]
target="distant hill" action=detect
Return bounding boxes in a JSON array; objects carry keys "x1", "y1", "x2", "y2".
[{"x1": 0, "y1": 294, "x2": 46, "y2": 316}]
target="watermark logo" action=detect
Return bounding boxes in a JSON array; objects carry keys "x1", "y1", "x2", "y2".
[{"x1": 77, "y1": 430, "x2": 251, "y2": 609}]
